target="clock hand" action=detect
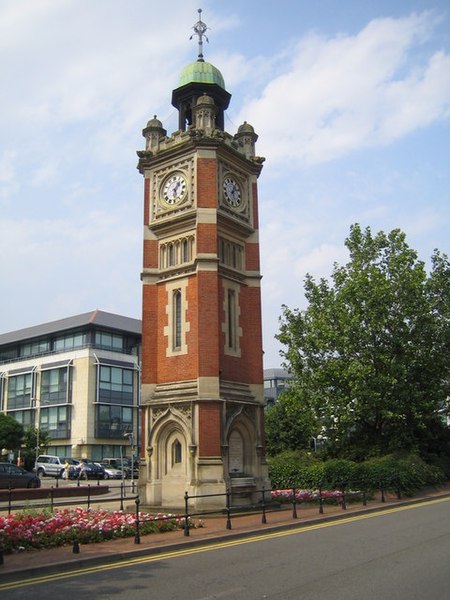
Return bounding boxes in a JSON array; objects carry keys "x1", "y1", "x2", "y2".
[{"x1": 171, "y1": 181, "x2": 180, "y2": 198}]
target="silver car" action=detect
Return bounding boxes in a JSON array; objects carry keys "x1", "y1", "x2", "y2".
[{"x1": 97, "y1": 463, "x2": 124, "y2": 479}]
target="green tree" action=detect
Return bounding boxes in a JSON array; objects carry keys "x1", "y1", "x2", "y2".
[
  {"x1": 19, "y1": 427, "x2": 51, "y2": 470},
  {"x1": 265, "y1": 388, "x2": 316, "y2": 456},
  {"x1": 277, "y1": 224, "x2": 450, "y2": 460},
  {"x1": 0, "y1": 413, "x2": 24, "y2": 456}
]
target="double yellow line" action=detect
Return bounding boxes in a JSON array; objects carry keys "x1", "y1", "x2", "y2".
[{"x1": 1, "y1": 496, "x2": 449, "y2": 591}]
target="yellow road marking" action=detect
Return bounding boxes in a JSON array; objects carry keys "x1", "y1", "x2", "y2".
[{"x1": 1, "y1": 496, "x2": 449, "y2": 591}]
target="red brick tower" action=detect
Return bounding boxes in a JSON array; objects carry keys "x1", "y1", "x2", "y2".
[{"x1": 137, "y1": 11, "x2": 269, "y2": 509}]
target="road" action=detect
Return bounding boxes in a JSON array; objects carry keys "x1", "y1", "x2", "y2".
[{"x1": 2, "y1": 498, "x2": 449, "y2": 599}]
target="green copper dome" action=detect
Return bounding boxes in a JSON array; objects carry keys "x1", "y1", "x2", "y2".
[{"x1": 178, "y1": 60, "x2": 225, "y2": 89}]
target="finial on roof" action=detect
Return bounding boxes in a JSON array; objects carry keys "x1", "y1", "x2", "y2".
[{"x1": 190, "y1": 8, "x2": 209, "y2": 62}]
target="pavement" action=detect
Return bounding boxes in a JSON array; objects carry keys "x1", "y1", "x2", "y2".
[{"x1": 1, "y1": 483, "x2": 450, "y2": 584}]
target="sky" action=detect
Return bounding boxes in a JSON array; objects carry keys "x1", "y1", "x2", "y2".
[{"x1": 1, "y1": 0, "x2": 449, "y2": 369}]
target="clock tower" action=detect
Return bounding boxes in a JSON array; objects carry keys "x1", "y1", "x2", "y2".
[{"x1": 137, "y1": 10, "x2": 270, "y2": 509}]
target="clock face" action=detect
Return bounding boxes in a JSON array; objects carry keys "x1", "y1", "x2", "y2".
[
  {"x1": 223, "y1": 177, "x2": 241, "y2": 207},
  {"x1": 162, "y1": 174, "x2": 187, "y2": 205}
]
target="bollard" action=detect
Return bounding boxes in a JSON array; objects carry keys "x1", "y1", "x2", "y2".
[
  {"x1": 225, "y1": 488, "x2": 232, "y2": 530},
  {"x1": 319, "y1": 487, "x2": 324, "y2": 514},
  {"x1": 0, "y1": 549, "x2": 3, "y2": 566},
  {"x1": 292, "y1": 488, "x2": 298, "y2": 519},
  {"x1": 134, "y1": 497, "x2": 141, "y2": 544},
  {"x1": 184, "y1": 491, "x2": 190, "y2": 537},
  {"x1": 261, "y1": 487, "x2": 267, "y2": 524},
  {"x1": 73, "y1": 540, "x2": 80, "y2": 554}
]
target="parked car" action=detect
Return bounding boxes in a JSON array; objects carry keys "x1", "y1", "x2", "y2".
[
  {"x1": 101, "y1": 457, "x2": 137, "y2": 479},
  {"x1": 0, "y1": 462, "x2": 41, "y2": 489},
  {"x1": 34, "y1": 455, "x2": 66, "y2": 478},
  {"x1": 97, "y1": 463, "x2": 124, "y2": 480},
  {"x1": 73, "y1": 459, "x2": 105, "y2": 480}
]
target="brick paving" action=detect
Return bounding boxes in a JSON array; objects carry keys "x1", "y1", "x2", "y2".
[{"x1": 1, "y1": 484, "x2": 449, "y2": 583}]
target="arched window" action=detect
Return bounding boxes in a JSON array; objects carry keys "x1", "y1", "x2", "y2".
[
  {"x1": 173, "y1": 289, "x2": 182, "y2": 350},
  {"x1": 228, "y1": 289, "x2": 235, "y2": 349},
  {"x1": 182, "y1": 239, "x2": 189, "y2": 262},
  {"x1": 172, "y1": 439, "x2": 182, "y2": 466},
  {"x1": 160, "y1": 245, "x2": 166, "y2": 269}
]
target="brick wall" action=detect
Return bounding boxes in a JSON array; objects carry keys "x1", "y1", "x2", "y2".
[{"x1": 198, "y1": 402, "x2": 222, "y2": 456}]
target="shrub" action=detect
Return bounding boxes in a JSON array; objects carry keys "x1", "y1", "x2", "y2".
[{"x1": 268, "y1": 452, "x2": 446, "y2": 496}]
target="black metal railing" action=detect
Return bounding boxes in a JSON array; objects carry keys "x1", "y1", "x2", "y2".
[{"x1": 181, "y1": 478, "x2": 406, "y2": 535}]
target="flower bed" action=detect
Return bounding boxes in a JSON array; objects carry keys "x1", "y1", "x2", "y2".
[
  {"x1": 0, "y1": 507, "x2": 188, "y2": 554},
  {"x1": 271, "y1": 488, "x2": 364, "y2": 503},
  {"x1": 272, "y1": 489, "x2": 343, "y2": 502}
]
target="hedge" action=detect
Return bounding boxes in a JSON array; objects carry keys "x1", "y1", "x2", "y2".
[{"x1": 268, "y1": 452, "x2": 445, "y2": 495}]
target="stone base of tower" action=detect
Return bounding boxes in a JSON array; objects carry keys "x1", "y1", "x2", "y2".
[{"x1": 138, "y1": 457, "x2": 271, "y2": 512}]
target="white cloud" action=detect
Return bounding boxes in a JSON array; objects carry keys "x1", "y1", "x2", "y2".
[
  {"x1": 0, "y1": 0, "x2": 195, "y2": 129},
  {"x1": 0, "y1": 208, "x2": 141, "y2": 332},
  {"x1": 238, "y1": 11, "x2": 450, "y2": 167},
  {"x1": 31, "y1": 161, "x2": 59, "y2": 187},
  {"x1": 0, "y1": 150, "x2": 19, "y2": 202}
]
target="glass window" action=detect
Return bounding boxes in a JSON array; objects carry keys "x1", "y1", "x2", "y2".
[
  {"x1": 40, "y1": 405, "x2": 71, "y2": 439},
  {"x1": 21, "y1": 339, "x2": 50, "y2": 357},
  {"x1": 172, "y1": 440, "x2": 182, "y2": 465},
  {"x1": 173, "y1": 290, "x2": 182, "y2": 349},
  {"x1": 7, "y1": 373, "x2": 32, "y2": 409},
  {"x1": 0, "y1": 346, "x2": 19, "y2": 361},
  {"x1": 95, "y1": 405, "x2": 133, "y2": 438},
  {"x1": 98, "y1": 366, "x2": 134, "y2": 404},
  {"x1": 95, "y1": 331, "x2": 124, "y2": 351},
  {"x1": 9, "y1": 409, "x2": 33, "y2": 427},
  {"x1": 40, "y1": 367, "x2": 70, "y2": 404},
  {"x1": 54, "y1": 332, "x2": 85, "y2": 351},
  {"x1": 228, "y1": 289, "x2": 235, "y2": 349}
]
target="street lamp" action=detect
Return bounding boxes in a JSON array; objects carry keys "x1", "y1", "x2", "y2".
[
  {"x1": 32, "y1": 398, "x2": 49, "y2": 461},
  {"x1": 123, "y1": 432, "x2": 135, "y2": 491}
]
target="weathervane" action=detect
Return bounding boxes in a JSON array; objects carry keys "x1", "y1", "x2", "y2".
[{"x1": 190, "y1": 8, "x2": 209, "y2": 61}]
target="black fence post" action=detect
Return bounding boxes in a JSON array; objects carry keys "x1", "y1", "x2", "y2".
[
  {"x1": 261, "y1": 487, "x2": 267, "y2": 524},
  {"x1": 362, "y1": 489, "x2": 367, "y2": 506},
  {"x1": 8, "y1": 488, "x2": 12, "y2": 515},
  {"x1": 120, "y1": 482, "x2": 124, "y2": 511},
  {"x1": 135, "y1": 496, "x2": 141, "y2": 544},
  {"x1": 50, "y1": 487, "x2": 54, "y2": 512},
  {"x1": 87, "y1": 485, "x2": 91, "y2": 510},
  {"x1": 292, "y1": 487, "x2": 298, "y2": 519},
  {"x1": 184, "y1": 491, "x2": 190, "y2": 537},
  {"x1": 226, "y1": 488, "x2": 232, "y2": 530},
  {"x1": 380, "y1": 481, "x2": 385, "y2": 503},
  {"x1": 319, "y1": 485, "x2": 324, "y2": 514}
]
